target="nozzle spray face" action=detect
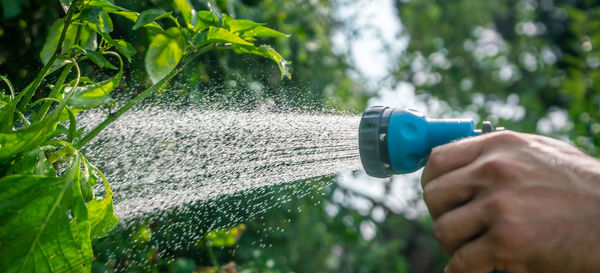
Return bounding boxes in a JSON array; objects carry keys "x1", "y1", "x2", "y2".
[
  {"x1": 359, "y1": 106, "x2": 499, "y2": 178},
  {"x1": 358, "y1": 106, "x2": 395, "y2": 178}
]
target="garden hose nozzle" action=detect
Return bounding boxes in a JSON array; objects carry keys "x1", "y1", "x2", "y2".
[{"x1": 358, "y1": 106, "x2": 501, "y2": 178}]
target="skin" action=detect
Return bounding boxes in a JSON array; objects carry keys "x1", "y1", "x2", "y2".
[{"x1": 420, "y1": 131, "x2": 600, "y2": 273}]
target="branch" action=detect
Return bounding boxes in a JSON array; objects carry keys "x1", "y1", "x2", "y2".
[
  {"x1": 33, "y1": 62, "x2": 75, "y2": 122},
  {"x1": 337, "y1": 182, "x2": 395, "y2": 215},
  {"x1": 17, "y1": 0, "x2": 81, "y2": 112}
]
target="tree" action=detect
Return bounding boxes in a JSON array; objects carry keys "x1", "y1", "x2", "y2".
[{"x1": 393, "y1": 0, "x2": 600, "y2": 154}]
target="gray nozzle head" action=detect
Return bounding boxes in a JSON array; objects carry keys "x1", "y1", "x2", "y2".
[{"x1": 358, "y1": 106, "x2": 394, "y2": 178}]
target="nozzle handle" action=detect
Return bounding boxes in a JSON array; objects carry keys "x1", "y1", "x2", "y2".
[{"x1": 387, "y1": 109, "x2": 480, "y2": 174}]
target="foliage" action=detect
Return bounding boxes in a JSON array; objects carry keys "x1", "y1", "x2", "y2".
[
  {"x1": 555, "y1": 3, "x2": 600, "y2": 155},
  {"x1": 202, "y1": 224, "x2": 246, "y2": 248},
  {"x1": 393, "y1": 0, "x2": 600, "y2": 154},
  {"x1": 0, "y1": 0, "x2": 288, "y2": 272},
  {"x1": 0, "y1": 0, "x2": 369, "y2": 112}
]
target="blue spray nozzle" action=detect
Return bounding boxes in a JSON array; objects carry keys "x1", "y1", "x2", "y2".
[
  {"x1": 359, "y1": 106, "x2": 497, "y2": 177},
  {"x1": 359, "y1": 109, "x2": 506, "y2": 273}
]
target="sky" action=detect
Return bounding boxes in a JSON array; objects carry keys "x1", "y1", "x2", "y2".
[{"x1": 332, "y1": 0, "x2": 405, "y2": 82}]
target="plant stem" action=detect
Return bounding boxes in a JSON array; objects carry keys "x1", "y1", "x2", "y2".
[
  {"x1": 207, "y1": 246, "x2": 220, "y2": 267},
  {"x1": 76, "y1": 44, "x2": 216, "y2": 149},
  {"x1": 0, "y1": 75, "x2": 15, "y2": 99},
  {"x1": 47, "y1": 140, "x2": 76, "y2": 163},
  {"x1": 17, "y1": 0, "x2": 80, "y2": 112},
  {"x1": 33, "y1": 62, "x2": 75, "y2": 122},
  {"x1": 185, "y1": 43, "x2": 218, "y2": 64}
]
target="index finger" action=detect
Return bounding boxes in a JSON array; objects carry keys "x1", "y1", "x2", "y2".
[{"x1": 421, "y1": 131, "x2": 520, "y2": 188}]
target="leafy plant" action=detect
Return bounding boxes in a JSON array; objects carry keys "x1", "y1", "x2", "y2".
[
  {"x1": 198, "y1": 224, "x2": 247, "y2": 272},
  {"x1": 0, "y1": 0, "x2": 289, "y2": 272}
]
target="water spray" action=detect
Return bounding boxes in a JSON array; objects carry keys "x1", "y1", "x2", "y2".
[{"x1": 358, "y1": 106, "x2": 502, "y2": 177}]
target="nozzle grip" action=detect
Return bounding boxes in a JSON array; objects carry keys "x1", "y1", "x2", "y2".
[{"x1": 387, "y1": 109, "x2": 479, "y2": 174}]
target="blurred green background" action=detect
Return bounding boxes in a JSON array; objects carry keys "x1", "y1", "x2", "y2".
[{"x1": 2, "y1": 0, "x2": 600, "y2": 272}]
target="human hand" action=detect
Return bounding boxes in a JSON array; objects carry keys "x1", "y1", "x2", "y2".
[{"x1": 421, "y1": 131, "x2": 600, "y2": 273}]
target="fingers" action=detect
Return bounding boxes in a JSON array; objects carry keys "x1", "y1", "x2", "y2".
[
  {"x1": 444, "y1": 236, "x2": 496, "y2": 273},
  {"x1": 421, "y1": 131, "x2": 525, "y2": 188},
  {"x1": 423, "y1": 165, "x2": 481, "y2": 219},
  {"x1": 421, "y1": 131, "x2": 535, "y2": 273},
  {"x1": 444, "y1": 232, "x2": 528, "y2": 273},
  {"x1": 433, "y1": 200, "x2": 489, "y2": 255},
  {"x1": 422, "y1": 135, "x2": 487, "y2": 187}
]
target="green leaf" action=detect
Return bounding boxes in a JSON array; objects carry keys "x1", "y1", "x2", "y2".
[
  {"x1": 242, "y1": 26, "x2": 291, "y2": 38},
  {"x1": 173, "y1": 0, "x2": 195, "y2": 27},
  {"x1": 112, "y1": 10, "x2": 164, "y2": 32},
  {"x1": 223, "y1": 14, "x2": 264, "y2": 33},
  {"x1": 87, "y1": 169, "x2": 118, "y2": 239},
  {"x1": 34, "y1": 150, "x2": 55, "y2": 176},
  {"x1": 87, "y1": 193, "x2": 118, "y2": 239},
  {"x1": 40, "y1": 20, "x2": 69, "y2": 65},
  {"x1": 88, "y1": 22, "x2": 137, "y2": 62},
  {"x1": 81, "y1": 27, "x2": 98, "y2": 52},
  {"x1": 0, "y1": 103, "x2": 63, "y2": 160},
  {"x1": 232, "y1": 44, "x2": 291, "y2": 79},
  {"x1": 64, "y1": 106, "x2": 77, "y2": 142},
  {"x1": 0, "y1": 156, "x2": 92, "y2": 273},
  {"x1": 203, "y1": 224, "x2": 246, "y2": 247},
  {"x1": 5, "y1": 148, "x2": 56, "y2": 176},
  {"x1": 195, "y1": 10, "x2": 219, "y2": 32},
  {"x1": 88, "y1": 0, "x2": 129, "y2": 12},
  {"x1": 111, "y1": 10, "x2": 138, "y2": 21},
  {"x1": 205, "y1": 26, "x2": 253, "y2": 46},
  {"x1": 0, "y1": 94, "x2": 10, "y2": 108},
  {"x1": 145, "y1": 27, "x2": 184, "y2": 84},
  {"x1": 112, "y1": 39, "x2": 136, "y2": 62},
  {"x1": 47, "y1": 124, "x2": 69, "y2": 140},
  {"x1": 78, "y1": 6, "x2": 102, "y2": 22},
  {"x1": 87, "y1": 51, "x2": 118, "y2": 69},
  {"x1": 0, "y1": 85, "x2": 23, "y2": 132},
  {"x1": 98, "y1": 11, "x2": 113, "y2": 33},
  {"x1": 65, "y1": 54, "x2": 123, "y2": 109},
  {"x1": 41, "y1": 19, "x2": 97, "y2": 65},
  {"x1": 133, "y1": 9, "x2": 172, "y2": 30},
  {"x1": 131, "y1": 223, "x2": 152, "y2": 244},
  {"x1": 79, "y1": 155, "x2": 95, "y2": 202}
]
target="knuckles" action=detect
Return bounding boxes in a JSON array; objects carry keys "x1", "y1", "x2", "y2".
[
  {"x1": 483, "y1": 191, "x2": 516, "y2": 218},
  {"x1": 476, "y1": 156, "x2": 516, "y2": 179},
  {"x1": 485, "y1": 130, "x2": 529, "y2": 146}
]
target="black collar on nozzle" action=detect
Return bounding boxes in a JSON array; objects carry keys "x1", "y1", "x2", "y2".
[{"x1": 358, "y1": 106, "x2": 394, "y2": 178}]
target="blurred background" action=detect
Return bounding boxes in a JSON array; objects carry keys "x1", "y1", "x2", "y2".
[{"x1": 2, "y1": 0, "x2": 600, "y2": 272}]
